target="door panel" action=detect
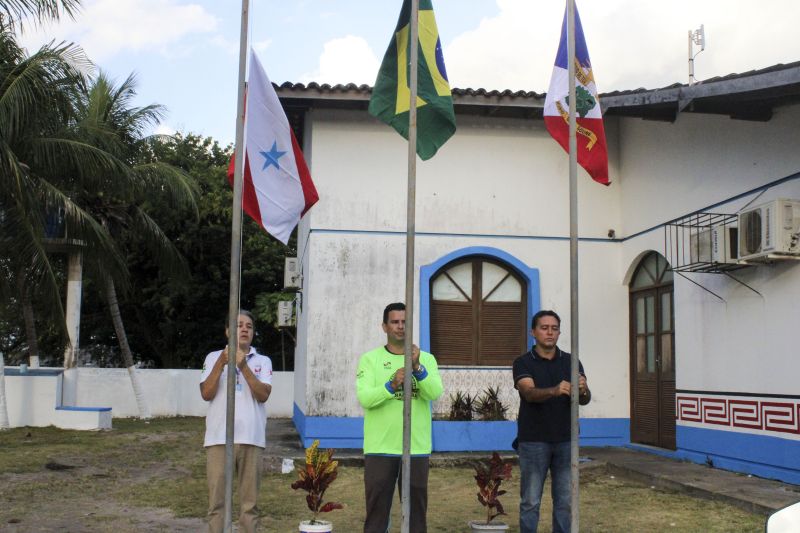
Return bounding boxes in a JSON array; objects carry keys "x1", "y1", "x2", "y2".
[{"x1": 630, "y1": 266, "x2": 676, "y2": 450}]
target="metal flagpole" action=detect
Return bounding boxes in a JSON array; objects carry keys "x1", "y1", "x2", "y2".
[
  {"x1": 224, "y1": 1, "x2": 250, "y2": 531},
  {"x1": 566, "y1": 0, "x2": 581, "y2": 531},
  {"x1": 401, "y1": 1, "x2": 421, "y2": 532}
]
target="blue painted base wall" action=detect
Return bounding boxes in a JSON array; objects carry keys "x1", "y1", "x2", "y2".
[
  {"x1": 291, "y1": 409, "x2": 800, "y2": 483},
  {"x1": 674, "y1": 426, "x2": 800, "y2": 485},
  {"x1": 292, "y1": 405, "x2": 629, "y2": 451}
]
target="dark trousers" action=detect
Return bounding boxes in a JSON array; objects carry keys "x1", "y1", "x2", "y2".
[{"x1": 363, "y1": 455, "x2": 429, "y2": 533}]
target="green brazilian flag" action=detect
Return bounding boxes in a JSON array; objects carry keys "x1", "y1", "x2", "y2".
[{"x1": 368, "y1": 0, "x2": 456, "y2": 161}]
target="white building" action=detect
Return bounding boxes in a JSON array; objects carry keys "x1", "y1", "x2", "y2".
[{"x1": 281, "y1": 62, "x2": 800, "y2": 484}]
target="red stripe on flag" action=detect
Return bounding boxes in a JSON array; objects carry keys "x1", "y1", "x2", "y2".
[
  {"x1": 227, "y1": 151, "x2": 265, "y2": 230},
  {"x1": 544, "y1": 115, "x2": 609, "y2": 186},
  {"x1": 290, "y1": 129, "x2": 319, "y2": 216}
]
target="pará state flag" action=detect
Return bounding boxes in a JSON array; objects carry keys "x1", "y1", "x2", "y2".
[
  {"x1": 369, "y1": 0, "x2": 456, "y2": 161},
  {"x1": 227, "y1": 49, "x2": 319, "y2": 244},
  {"x1": 544, "y1": 4, "x2": 609, "y2": 185}
]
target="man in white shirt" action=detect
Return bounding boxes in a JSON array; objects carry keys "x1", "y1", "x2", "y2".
[{"x1": 200, "y1": 310, "x2": 272, "y2": 533}]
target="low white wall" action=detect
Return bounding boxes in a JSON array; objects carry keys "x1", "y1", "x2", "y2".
[
  {"x1": 4, "y1": 372, "x2": 61, "y2": 427},
  {"x1": 70, "y1": 368, "x2": 294, "y2": 418}
]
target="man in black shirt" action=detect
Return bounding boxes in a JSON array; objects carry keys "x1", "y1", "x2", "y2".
[{"x1": 512, "y1": 310, "x2": 590, "y2": 533}]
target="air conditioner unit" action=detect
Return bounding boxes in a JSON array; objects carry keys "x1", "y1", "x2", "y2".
[
  {"x1": 689, "y1": 225, "x2": 738, "y2": 264},
  {"x1": 284, "y1": 257, "x2": 301, "y2": 289},
  {"x1": 277, "y1": 300, "x2": 294, "y2": 327},
  {"x1": 738, "y1": 198, "x2": 800, "y2": 261}
]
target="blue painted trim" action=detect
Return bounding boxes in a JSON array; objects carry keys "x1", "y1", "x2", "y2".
[
  {"x1": 433, "y1": 421, "x2": 517, "y2": 451},
  {"x1": 310, "y1": 171, "x2": 800, "y2": 244},
  {"x1": 419, "y1": 246, "x2": 540, "y2": 353},
  {"x1": 290, "y1": 408, "x2": 629, "y2": 452},
  {"x1": 311, "y1": 228, "x2": 618, "y2": 243},
  {"x1": 673, "y1": 425, "x2": 800, "y2": 485},
  {"x1": 56, "y1": 406, "x2": 111, "y2": 412},
  {"x1": 621, "y1": 170, "x2": 800, "y2": 241},
  {"x1": 579, "y1": 418, "x2": 630, "y2": 447},
  {"x1": 4, "y1": 368, "x2": 63, "y2": 377},
  {"x1": 292, "y1": 404, "x2": 364, "y2": 448}
]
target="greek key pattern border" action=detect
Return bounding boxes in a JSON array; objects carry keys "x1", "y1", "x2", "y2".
[{"x1": 676, "y1": 393, "x2": 800, "y2": 438}]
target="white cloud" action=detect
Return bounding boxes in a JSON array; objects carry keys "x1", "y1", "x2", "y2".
[
  {"x1": 19, "y1": 0, "x2": 218, "y2": 62},
  {"x1": 154, "y1": 123, "x2": 177, "y2": 136},
  {"x1": 444, "y1": 0, "x2": 800, "y2": 92},
  {"x1": 299, "y1": 35, "x2": 380, "y2": 86},
  {"x1": 253, "y1": 39, "x2": 272, "y2": 53},
  {"x1": 209, "y1": 35, "x2": 238, "y2": 56}
]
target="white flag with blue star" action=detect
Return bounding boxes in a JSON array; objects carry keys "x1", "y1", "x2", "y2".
[{"x1": 228, "y1": 50, "x2": 319, "y2": 244}]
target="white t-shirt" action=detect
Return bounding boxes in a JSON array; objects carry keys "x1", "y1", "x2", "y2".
[{"x1": 200, "y1": 348, "x2": 273, "y2": 448}]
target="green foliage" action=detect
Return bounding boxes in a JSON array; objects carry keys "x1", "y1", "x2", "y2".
[
  {"x1": 103, "y1": 133, "x2": 296, "y2": 369},
  {"x1": 473, "y1": 452, "x2": 513, "y2": 524},
  {"x1": 474, "y1": 386, "x2": 508, "y2": 421},
  {"x1": 448, "y1": 391, "x2": 474, "y2": 421},
  {"x1": 291, "y1": 440, "x2": 344, "y2": 523}
]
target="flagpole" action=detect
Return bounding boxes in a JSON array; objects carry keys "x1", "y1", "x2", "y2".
[
  {"x1": 566, "y1": 0, "x2": 581, "y2": 531},
  {"x1": 224, "y1": 1, "x2": 250, "y2": 532},
  {"x1": 401, "y1": 0, "x2": 420, "y2": 532}
]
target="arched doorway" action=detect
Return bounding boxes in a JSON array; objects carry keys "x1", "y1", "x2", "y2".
[{"x1": 629, "y1": 252, "x2": 676, "y2": 449}]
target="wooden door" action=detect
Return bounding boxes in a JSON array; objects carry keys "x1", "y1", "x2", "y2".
[{"x1": 630, "y1": 253, "x2": 676, "y2": 449}]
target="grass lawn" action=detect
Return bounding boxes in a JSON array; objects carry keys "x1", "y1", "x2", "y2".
[{"x1": 0, "y1": 417, "x2": 766, "y2": 532}]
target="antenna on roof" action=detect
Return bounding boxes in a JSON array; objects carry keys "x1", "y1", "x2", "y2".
[{"x1": 688, "y1": 24, "x2": 706, "y2": 85}]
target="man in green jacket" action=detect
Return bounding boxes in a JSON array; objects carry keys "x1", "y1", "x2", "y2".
[{"x1": 356, "y1": 302, "x2": 444, "y2": 533}]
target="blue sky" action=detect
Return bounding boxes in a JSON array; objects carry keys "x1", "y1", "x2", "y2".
[{"x1": 19, "y1": 0, "x2": 800, "y2": 144}]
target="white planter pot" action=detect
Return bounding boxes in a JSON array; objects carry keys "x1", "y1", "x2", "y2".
[
  {"x1": 468, "y1": 520, "x2": 510, "y2": 532},
  {"x1": 299, "y1": 519, "x2": 333, "y2": 533}
]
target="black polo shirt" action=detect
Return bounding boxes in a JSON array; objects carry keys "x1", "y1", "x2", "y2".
[{"x1": 512, "y1": 347, "x2": 586, "y2": 443}]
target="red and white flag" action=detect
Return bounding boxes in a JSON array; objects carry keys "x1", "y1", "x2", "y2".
[
  {"x1": 228, "y1": 50, "x2": 319, "y2": 244},
  {"x1": 543, "y1": 4, "x2": 609, "y2": 185}
]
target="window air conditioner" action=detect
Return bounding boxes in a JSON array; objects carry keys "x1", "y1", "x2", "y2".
[
  {"x1": 689, "y1": 225, "x2": 738, "y2": 264},
  {"x1": 738, "y1": 198, "x2": 800, "y2": 261}
]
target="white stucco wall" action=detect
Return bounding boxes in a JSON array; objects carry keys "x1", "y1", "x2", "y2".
[
  {"x1": 618, "y1": 104, "x2": 800, "y2": 235},
  {"x1": 617, "y1": 104, "x2": 800, "y2": 398},
  {"x1": 299, "y1": 237, "x2": 628, "y2": 420},
  {"x1": 306, "y1": 110, "x2": 621, "y2": 239},
  {"x1": 70, "y1": 368, "x2": 295, "y2": 418},
  {"x1": 4, "y1": 372, "x2": 62, "y2": 427},
  {"x1": 294, "y1": 100, "x2": 800, "y2": 434}
]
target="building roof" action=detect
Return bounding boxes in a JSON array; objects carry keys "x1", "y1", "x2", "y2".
[{"x1": 276, "y1": 61, "x2": 800, "y2": 122}]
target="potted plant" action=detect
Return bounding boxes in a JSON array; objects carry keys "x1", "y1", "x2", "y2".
[
  {"x1": 291, "y1": 439, "x2": 343, "y2": 532},
  {"x1": 469, "y1": 451, "x2": 513, "y2": 531}
]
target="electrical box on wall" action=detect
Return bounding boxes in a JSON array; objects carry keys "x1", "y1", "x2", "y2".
[
  {"x1": 284, "y1": 257, "x2": 300, "y2": 289},
  {"x1": 738, "y1": 199, "x2": 800, "y2": 261},
  {"x1": 277, "y1": 300, "x2": 294, "y2": 327}
]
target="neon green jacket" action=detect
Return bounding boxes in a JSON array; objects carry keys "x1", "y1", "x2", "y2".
[{"x1": 356, "y1": 346, "x2": 443, "y2": 455}]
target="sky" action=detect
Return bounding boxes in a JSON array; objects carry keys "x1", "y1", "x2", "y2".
[{"x1": 17, "y1": 0, "x2": 800, "y2": 145}]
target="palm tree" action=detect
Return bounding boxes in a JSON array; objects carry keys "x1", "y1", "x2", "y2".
[
  {"x1": 71, "y1": 72, "x2": 198, "y2": 418},
  {"x1": 0, "y1": 0, "x2": 80, "y2": 31},
  {"x1": 0, "y1": 31, "x2": 125, "y2": 366}
]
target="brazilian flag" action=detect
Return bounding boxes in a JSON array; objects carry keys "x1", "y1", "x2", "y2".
[{"x1": 368, "y1": 0, "x2": 456, "y2": 161}]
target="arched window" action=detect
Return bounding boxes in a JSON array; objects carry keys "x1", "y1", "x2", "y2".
[{"x1": 430, "y1": 256, "x2": 527, "y2": 366}]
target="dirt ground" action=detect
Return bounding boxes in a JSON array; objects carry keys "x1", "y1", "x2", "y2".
[{"x1": 0, "y1": 418, "x2": 767, "y2": 532}]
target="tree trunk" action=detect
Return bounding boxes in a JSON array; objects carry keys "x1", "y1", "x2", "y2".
[
  {"x1": 105, "y1": 277, "x2": 151, "y2": 419},
  {"x1": 0, "y1": 353, "x2": 9, "y2": 429},
  {"x1": 16, "y1": 266, "x2": 40, "y2": 368}
]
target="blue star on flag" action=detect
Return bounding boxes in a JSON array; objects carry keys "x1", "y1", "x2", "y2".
[{"x1": 260, "y1": 141, "x2": 286, "y2": 171}]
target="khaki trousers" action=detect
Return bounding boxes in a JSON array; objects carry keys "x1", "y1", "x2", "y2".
[{"x1": 206, "y1": 444, "x2": 262, "y2": 533}]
